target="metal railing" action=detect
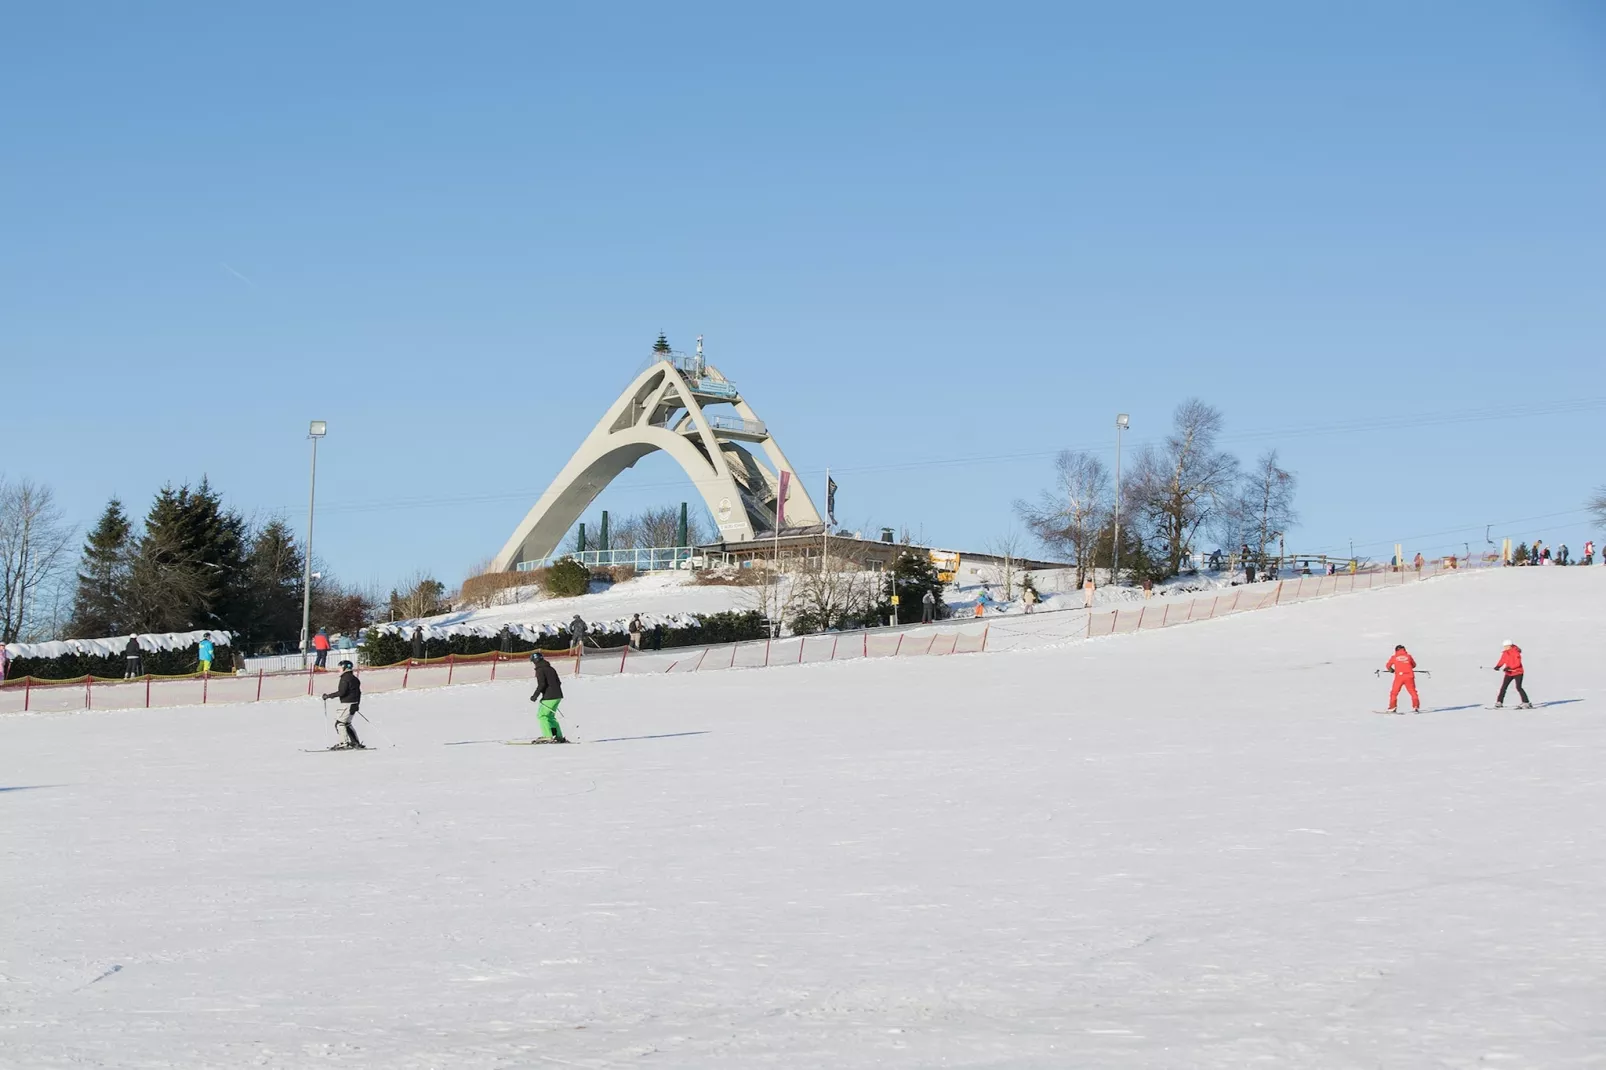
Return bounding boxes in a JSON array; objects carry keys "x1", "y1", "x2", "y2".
[
  {"x1": 703, "y1": 414, "x2": 766, "y2": 437},
  {"x1": 515, "y1": 545, "x2": 696, "y2": 573}
]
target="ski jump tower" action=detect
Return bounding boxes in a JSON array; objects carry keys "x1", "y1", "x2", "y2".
[{"x1": 491, "y1": 337, "x2": 822, "y2": 571}]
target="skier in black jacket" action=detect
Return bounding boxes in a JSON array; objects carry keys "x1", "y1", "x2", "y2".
[
  {"x1": 528, "y1": 650, "x2": 568, "y2": 743},
  {"x1": 321, "y1": 660, "x2": 365, "y2": 749}
]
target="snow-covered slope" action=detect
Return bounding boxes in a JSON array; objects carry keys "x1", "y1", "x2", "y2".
[{"x1": 3, "y1": 567, "x2": 1602, "y2": 1067}]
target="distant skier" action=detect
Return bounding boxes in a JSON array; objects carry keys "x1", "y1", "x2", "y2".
[
  {"x1": 650, "y1": 622, "x2": 663, "y2": 650},
  {"x1": 1583, "y1": 540, "x2": 1595, "y2": 566},
  {"x1": 321, "y1": 660, "x2": 365, "y2": 749},
  {"x1": 1383, "y1": 644, "x2": 1420, "y2": 713},
  {"x1": 0, "y1": 642, "x2": 9, "y2": 682},
  {"x1": 568, "y1": 615, "x2": 588, "y2": 656},
  {"x1": 411, "y1": 626, "x2": 425, "y2": 660},
  {"x1": 123, "y1": 634, "x2": 144, "y2": 678},
  {"x1": 1412, "y1": 552, "x2": 1424, "y2": 573},
  {"x1": 628, "y1": 614, "x2": 644, "y2": 649},
  {"x1": 527, "y1": 649, "x2": 568, "y2": 743},
  {"x1": 198, "y1": 633, "x2": 216, "y2": 675},
  {"x1": 1491, "y1": 640, "x2": 1532, "y2": 708},
  {"x1": 921, "y1": 589, "x2": 935, "y2": 623},
  {"x1": 312, "y1": 628, "x2": 331, "y2": 670}
]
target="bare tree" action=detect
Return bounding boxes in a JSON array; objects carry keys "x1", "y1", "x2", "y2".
[
  {"x1": 742, "y1": 562, "x2": 797, "y2": 637},
  {"x1": 789, "y1": 550, "x2": 877, "y2": 633},
  {"x1": 1128, "y1": 399, "x2": 1240, "y2": 578},
  {"x1": 1241, "y1": 449, "x2": 1298, "y2": 566},
  {"x1": 0, "y1": 478, "x2": 76, "y2": 642},
  {"x1": 1016, "y1": 451, "x2": 1110, "y2": 588},
  {"x1": 387, "y1": 571, "x2": 448, "y2": 621},
  {"x1": 986, "y1": 530, "x2": 1026, "y2": 600},
  {"x1": 1590, "y1": 486, "x2": 1606, "y2": 528}
]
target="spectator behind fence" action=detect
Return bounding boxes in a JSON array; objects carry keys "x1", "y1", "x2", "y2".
[
  {"x1": 124, "y1": 634, "x2": 144, "y2": 678},
  {"x1": 312, "y1": 628, "x2": 331, "y2": 669}
]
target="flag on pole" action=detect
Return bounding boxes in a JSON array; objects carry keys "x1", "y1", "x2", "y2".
[
  {"x1": 776, "y1": 470, "x2": 791, "y2": 528},
  {"x1": 827, "y1": 476, "x2": 837, "y2": 525}
]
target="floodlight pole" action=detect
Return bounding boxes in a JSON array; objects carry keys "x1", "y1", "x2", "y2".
[
  {"x1": 301, "y1": 421, "x2": 327, "y2": 668},
  {"x1": 1112, "y1": 414, "x2": 1130, "y2": 585}
]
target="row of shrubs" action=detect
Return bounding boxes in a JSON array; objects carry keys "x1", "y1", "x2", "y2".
[
  {"x1": 2, "y1": 642, "x2": 236, "y2": 683},
  {"x1": 358, "y1": 610, "x2": 768, "y2": 667}
]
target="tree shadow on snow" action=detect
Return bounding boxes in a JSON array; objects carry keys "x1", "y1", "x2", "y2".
[{"x1": 590, "y1": 731, "x2": 711, "y2": 744}]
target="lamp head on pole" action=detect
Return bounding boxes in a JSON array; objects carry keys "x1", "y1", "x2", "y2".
[
  {"x1": 308, "y1": 420, "x2": 328, "y2": 439},
  {"x1": 1116, "y1": 413, "x2": 1130, "y2": 431}
]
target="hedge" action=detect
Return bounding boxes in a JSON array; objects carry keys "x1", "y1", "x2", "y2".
[
  {"x1": 4, "y1": 642, "x2": 236, "y2": 682},
  {"x1": 359, "y1": 611, "x2": 768, "y2": 667}
]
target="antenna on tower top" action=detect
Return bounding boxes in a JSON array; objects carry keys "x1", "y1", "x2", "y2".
[{"x1": 695, "y1": 335, "x2": 704, "y2": 357}]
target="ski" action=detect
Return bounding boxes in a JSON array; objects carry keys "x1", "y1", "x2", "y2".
[
  {"x1": 503, "y1": 739, "x2": 579, "y2": 746},
  {"x1": 301, "y1": 746, "x2": 375, "y2": 753}
]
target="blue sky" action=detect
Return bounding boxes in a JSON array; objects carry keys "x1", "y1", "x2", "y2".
[{"x1": 4, "y1": 2, "x2": 1604, "y2": 593}]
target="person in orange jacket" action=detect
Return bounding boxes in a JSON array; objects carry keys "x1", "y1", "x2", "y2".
[
  {"x1": 1384, "y1": 644, "x2": 1419, "y2": 713},
  {"x1": 1491, "y1": 640, "x2": 1531, "y2": 708}
]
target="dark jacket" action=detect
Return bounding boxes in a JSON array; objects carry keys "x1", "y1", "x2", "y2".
[
  {"x1": 569, "y1": 617, "x2": 587, "y2": 640},
  {"x1": 411, "y1": 629, "x2": 424, "y2": 657},
  {"x1": 124, "y1": 636, "x2": 142, "y2": 657},
  {"x1": 329, "y1": 669, "x2": 361, "y2": 704},
  {"x1": 531, "y1": 656, "x2": 564, "y2": 701}
]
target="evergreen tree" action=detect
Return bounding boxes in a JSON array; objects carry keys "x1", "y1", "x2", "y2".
[
  {"x1": 242, "y1": 519, "x2": 305, "y2": 648},
  {"x1": 130, "y1": 480, "x2": 250, "y2": 633},
  {"x1": 69, "y1": 498, "x2": 133, "y2": 637},
  {"x1": 875, "y1": 550, "x2": 946, "y2": 624},
  {"x1": 652, "y1": 332, "x2": 672, "y2": 354}
]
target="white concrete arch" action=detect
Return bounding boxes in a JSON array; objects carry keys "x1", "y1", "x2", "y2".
[{"x1": 491, "y1": 352, "x2": 821, "y2": 571}]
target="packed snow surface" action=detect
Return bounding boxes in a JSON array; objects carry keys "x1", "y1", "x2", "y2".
[{"x1": 3, "y1": 567, "x2": 1602, "y2": 1067}]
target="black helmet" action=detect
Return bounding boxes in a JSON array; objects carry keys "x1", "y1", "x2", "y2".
[
  {"x1": 532, "y1": 649, "x2": 545, "y2": 660},
  {"x1": 339, "y1": 659, "x2": 354, "y2": 670}
]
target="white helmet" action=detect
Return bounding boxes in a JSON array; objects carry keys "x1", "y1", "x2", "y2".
[{"x1": 1501, "y1": 639, "x2": 1514, "y2": 647}]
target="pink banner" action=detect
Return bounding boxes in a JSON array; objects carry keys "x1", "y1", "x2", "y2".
[{"x1": 776, "y1": 470, "x2": 791, "y2": 527}]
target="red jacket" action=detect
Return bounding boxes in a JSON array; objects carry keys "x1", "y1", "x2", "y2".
[
  {"x1": 313, "y1": 633, "x2": 331, "y2": 652},
  {"x1": 1385, "y1": 651, "x2": 1416, "y2": 677},
  {"x1": 1494, "y1": 646, "x2": 1523, "y2": 677}
]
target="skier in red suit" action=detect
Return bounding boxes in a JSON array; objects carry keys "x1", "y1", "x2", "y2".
[
  {"x1": 1491, "y1": 640, "x2": 1530, "y2": 708},
  {"x1": 1384, "y1": 645, "x2": 1419, "y2": 713}
]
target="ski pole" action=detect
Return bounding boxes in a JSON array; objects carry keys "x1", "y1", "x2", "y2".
[{"x1": 356, "y1": 709, "x2": 393, "y2": 749}]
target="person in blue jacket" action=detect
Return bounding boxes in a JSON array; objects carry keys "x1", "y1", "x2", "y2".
[{"x1": 198, "y1": 633, "x2": 216, "y2": 674}]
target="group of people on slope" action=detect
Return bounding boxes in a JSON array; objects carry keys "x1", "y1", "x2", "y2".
[
  {"x1": 1381, "y1": 640, "x2": 1531, "y2": 714},
  {"x1": 1523, "y1": 539, "x2": 1593, "y2": 566}
]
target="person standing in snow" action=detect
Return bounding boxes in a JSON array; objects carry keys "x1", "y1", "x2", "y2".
[
  {"x1": 921, "y1": 589, "x2": 935, "y2": 623},
  {"x1": 411, "y1": 627, "x2": 425, "y2": 661},
  {"x1": 1412, "y1": 552, "x2": 1424, "y2": 573},
  {"x1": 568, "y1": 615, "x2": 588, "y2": 656},
  {"x1": 0, "y1": 643, "x2": 9, "y2": 681},
  {"x1": 1584, "y1": 540, "x2": 1595, "y2": 566},
  {"x1": 527, "y1": 649, "x2": 568, "y2": 743},
  {"x1": 651, "y1": 623, "x2": 663, "y2": 650},
  {"x1": 1382, "y1": 644, "x2": 1420, "y2": 713},
  {"x1": 321, "y1": 659, "x2": 365, "y2": 749},
  {"x1": 628, "y1": 614, "x2": 644, "y2": 649},
  {"x1": 1491, "y1": 640, "x2": 1532, "y2": 708},
  {"x1": 197, "y1": 633, "x2": 216, "y2": 675},
  {"x1": 123, "y1": 634, "x2": 144, "y2": 678},
  {"x1": 312, "y1": 628, "x2": 331, "y2": 670}
]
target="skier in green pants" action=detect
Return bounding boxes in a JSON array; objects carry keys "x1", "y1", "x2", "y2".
[{"x1": 528, "y1": 650, "x2": 569, "y2": 743}]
